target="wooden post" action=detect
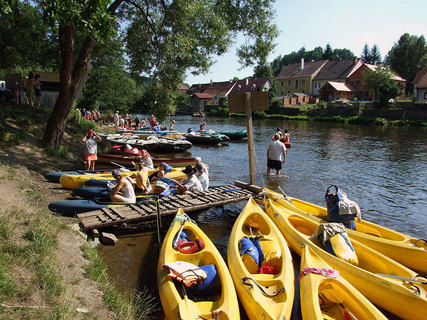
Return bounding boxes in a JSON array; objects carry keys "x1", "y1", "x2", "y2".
[{"x1": 245, "y1": 92, "x2": 256, "y2": 185}]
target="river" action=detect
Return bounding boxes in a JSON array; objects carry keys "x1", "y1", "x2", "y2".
[{"x1": 99, "y1": 115, "x2": 427, "y2": 319}]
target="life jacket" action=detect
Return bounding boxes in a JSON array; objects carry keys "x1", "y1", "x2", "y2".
[
  {"x1": 176, "y1": 239, "x2": 205, "y2": 254},
  {"x1": 162, "y1": 261, "x2": 207, "y2": 287}
]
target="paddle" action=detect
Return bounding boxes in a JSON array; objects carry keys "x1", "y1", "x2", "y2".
[
  {"x1": 245, "y1": 220, "x2": 263, "y2": 237},
  {"x1": 178, "y1": 285, "x2": 199, "y2": 320},
  {"x1": 278, "y1": 186, "x2": 296, "y2": 207},
  {"x1": 321, "y1": 285, "x2": 358, "y2": 320},
  {"x1": 173, "y1": 216, "x2": 187, "y2": 248},
  {"x1": 110, "y1": 161, "x2": 125, "y2": 168}
]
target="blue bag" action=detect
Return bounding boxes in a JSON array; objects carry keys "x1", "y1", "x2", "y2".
[
  {"x1": 195, "y1": 264, "x2": 221, "y2": 296},
  {"x1": 325, "y1": 185, "x2": 357, "y2": 229}
]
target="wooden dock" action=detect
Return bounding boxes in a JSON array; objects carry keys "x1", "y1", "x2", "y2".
[{"x1": 78, "y1": 184, "x2": 256, "y2": 231}]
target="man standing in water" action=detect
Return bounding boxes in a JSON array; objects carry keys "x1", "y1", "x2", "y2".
[{"x1": 267, "y1": 133, "x2": 286, "y2": 176}]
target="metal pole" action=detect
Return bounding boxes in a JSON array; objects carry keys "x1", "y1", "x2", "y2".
[{"x1": 245, "y1": 92, "x2": 256, "y2": 185}]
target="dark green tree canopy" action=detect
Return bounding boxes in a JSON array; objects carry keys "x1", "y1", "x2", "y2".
[
  {"x1": 363, "y1": 66, "x2": 403, "y2": 107},
  {"x1": 370, "y1": 44, "x2": 382, "y2": 65},
  {"x1": 386, "y1": 33, "x2": 427, "y2": 93}
]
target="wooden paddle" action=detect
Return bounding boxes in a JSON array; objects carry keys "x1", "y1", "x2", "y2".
[{"x1": 178, "y1": 285, "x2": 199, "y2": 320}]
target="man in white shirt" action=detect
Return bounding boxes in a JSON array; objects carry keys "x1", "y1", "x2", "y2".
[
  {"x1": 267, "y1": 133, "x2": 287, "y2": 176},
  {"x1": 172, "y1": 165, "x2": 203, "y2": 194}
]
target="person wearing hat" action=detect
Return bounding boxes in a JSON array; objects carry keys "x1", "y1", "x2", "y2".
[
  {"x1": 149, "y1": 162, "x2": 171, "y2": 182},
  {"x1": 81, "y1": 129, "x2": 102, "y2": 170},
  {"x1": 171, "y1": 165, "x2": 203, "y2": 195},
  {"x1": 109, "y1": 169, "x2": 136, "y2": 203}
]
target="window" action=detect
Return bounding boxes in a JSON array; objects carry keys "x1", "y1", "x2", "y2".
[
  {"x1": 314, "y1": 82, "x2": 317, "y2": 88},
  {"x1": 295, "y1": 80, "x2": 299, "y2": 89},
  {"x1": 280, "y1": 80, "x2": 284, "y2": 86},
  {"x1": 302, "y1": 79, "x2": 305, "y2": 85},
  {"x1": 424, "y1": 92, "x2": 427, "y2": 99},
  {"x1": 356, "y1": 80, "x2": 360, "y2": 85},
  {"x1": 288, "y1": 80, "x2": 291, "y2": 86},
  {"x1": 302, "y1": 89, "x2": 305, "y2": 93}
]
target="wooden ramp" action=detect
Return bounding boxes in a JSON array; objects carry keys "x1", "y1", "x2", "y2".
[{"x1": 78, "y1": 185, "x2": 253, "y2": 230}]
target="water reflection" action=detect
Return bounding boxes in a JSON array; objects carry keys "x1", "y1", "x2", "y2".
[{"x1": 99, "y1": 116, "x2": 426, "y2": 319}]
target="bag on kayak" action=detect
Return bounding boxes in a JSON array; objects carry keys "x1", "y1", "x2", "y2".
[
  {"x1": 239, "y1": 236, "x2": 264, "y2": 273},
  {"x1": 162, "y1": 261, "x2": 207, "y2": 287},
  {"x1": 176, "y1": 239, "x2": 205, "y2": 254},
  {"x1": 193, "y1": 264, "x2": 221, "y2": 297},
  {"x1": 315, "y1": 223, "x2": 359, "y2": 265},
  {"x1": 325, "y1": 185, "x2": 361, "y2": 230}
]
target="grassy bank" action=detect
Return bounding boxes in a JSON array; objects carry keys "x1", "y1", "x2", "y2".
[
  {"x1": 206, "y1": 105, "x2": 427, "y2": 126},
  {"x1": 0, "y1": 103, "x2": 155, "y2": 319}
]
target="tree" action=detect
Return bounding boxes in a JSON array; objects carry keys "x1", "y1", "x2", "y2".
[
  {"x1": 322, "y1": 43, "x2": 334, "y2": 60},
  {"x1": 333, "y1": 48, "x2": 354, "y2": 61},
  {"x1": 370, "y1": 44, "x2": 382, "y2": 65},
  {"x1": 79, "y1": 38, "x2": 139, "y2": 112},
  {"x1": 0, "y1": 1, "x2": 60, "y2": 73},
  {"x1": 36, "y1": 0, "x2": 277, "y2": 146},
  {"x1": 386, "y1": 33, "x2": 427, "y2": 94},
  {"x1": 361, "y1": 43, "x2": 371, "y2": 63},
  {"x1": 363, "y1": 66, "x2": 403, "y2": 107}
]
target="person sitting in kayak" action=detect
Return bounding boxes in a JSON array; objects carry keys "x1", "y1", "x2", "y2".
[
  {"x1": 149, "y1": 162, "x2": 172, "y2": 182},
  {"x1": 130, "y1": 160, "x2": 151, "y2": 194},
  {"x1": 109, "y1": 169, "x2": 136, "y2": 203},
  {"x1": 171, "y1": 165, "x2": 203, "y2": 195}
]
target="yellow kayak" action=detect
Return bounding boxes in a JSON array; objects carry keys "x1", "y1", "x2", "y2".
[
  {"x1": 264, "y1": 199, "x2": 427, "y2": 320},
  {"x1": 227, "y1": 198, "x2": 294, "y2": 320},
  {"x1": 157, "y1": 208, "x2": 239, "y2": 320},
  {"x1": 266, "y1": 189, "x2": 427, "y2": 274},
  {"x1": 300, "y1": 244, "x2": 387, "y2": 320},
  {"x1": 59, "y1": 167, "x2": 186, "y2": 189}
]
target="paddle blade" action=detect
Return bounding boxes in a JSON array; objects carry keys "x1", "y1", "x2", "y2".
[{"x1": 178, "y1": 296, "x2": 199, "y2": 320}]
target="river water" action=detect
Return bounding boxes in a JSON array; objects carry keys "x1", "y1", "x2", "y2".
[{"x1": 99, "y1": 115, "x2": 427, "y2": 319}]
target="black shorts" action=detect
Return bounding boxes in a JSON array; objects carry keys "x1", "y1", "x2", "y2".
[
  {"x1": 34, "y1": 89, "x2": 41, "y2": 97},
  {"x1": 267, "y1": 159, "x2": 282, "y2": 170}
]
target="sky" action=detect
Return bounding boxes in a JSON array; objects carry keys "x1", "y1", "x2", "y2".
[{"x1": 184, "y1": 0, "x2": 427, "y2": 86}]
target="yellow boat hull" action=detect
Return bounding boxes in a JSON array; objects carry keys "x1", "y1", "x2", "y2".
[
  {"x1": 59, "y1": 168, "x2": 186, "y2": 189},
  {"x1": 264, "y1": 199, "x2": 427, "y2": 320},
  {"x1": 266, "y1": 189, "x2": 427, "y2": 274},
  {"x1": 227, "y1": 198, "x2": 294, "y2": 320},
  {"x1": 157, "y1": 209, "x2": 239, "y2": 320},
  {"x1": 300, "y1": 244, "x2": 387, "y2": 320}
]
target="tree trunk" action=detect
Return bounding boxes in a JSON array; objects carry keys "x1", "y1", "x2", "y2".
[{"x1": 42, "y1": 25, "x2": 94, "y2": 147}]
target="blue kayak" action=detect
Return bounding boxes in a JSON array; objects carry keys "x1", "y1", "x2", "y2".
[{"x1": 48, "y1": 195, "x2": 152, "y2": 216}]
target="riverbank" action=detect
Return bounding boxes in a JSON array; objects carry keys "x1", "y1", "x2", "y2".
[
  {"x1": 0, "y1": 104, "x2": 154, "y2": 319},
  {"x1": 205, "y1": 101, "x2": 427, "y2": 126}
]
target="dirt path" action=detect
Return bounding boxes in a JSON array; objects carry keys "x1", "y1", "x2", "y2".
[{"x1": 0, "y1": 132, "x2": 116, "y2": 319}]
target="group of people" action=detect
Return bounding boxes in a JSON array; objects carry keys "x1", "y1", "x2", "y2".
[
  {"x1": 23, "y1": 72, "x2": 42, "y2": 107},
  {"x1": 108, "y1": 156, "x2": 209, "y2": 203},
  {"x1": 267, "y1": 128, "x2": 291, "y2": 176}
]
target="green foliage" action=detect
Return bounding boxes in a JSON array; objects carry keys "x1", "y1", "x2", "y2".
[
  {"x1": 370, "y1": 44, "x2": 382, "y2": 65},
  {"x1": 318, "y1": 101, "x2": 327, "y2": 109},
  {"x1": 386, "y1": 33, "x2": 427, "y2": 93},
  {"x1": 0, "y1": 1, "x2": 60, "y2": 71},
  {"x1": 363, "y1": 66, "x2": 404, "y2": 107},
  {"x1": 207, "y1": 107, "x2": 229, "y2": 116}
]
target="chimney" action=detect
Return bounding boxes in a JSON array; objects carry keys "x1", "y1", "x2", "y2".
[
  {"x1": 301, "y1": 58, "x2": 304, "y2": 70},
  {"x1": 353, "y1": 56, "x2": 357, "y2": 65},
  {"x1": 245, "y1": 78, "x2": 249, "y2": 86},
  {"x1": 198, "y1": 83, "x2": 201, "y2": 88},
  {"x1": 210, "y1": 79, "x2": 213, "y2": 85}
]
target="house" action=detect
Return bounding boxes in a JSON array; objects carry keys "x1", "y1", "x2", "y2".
[
  {"x1": 187, "y1": 80, "x2": 236, "y2": 100},
  {"x1": 318, "y1": 81, "x2": 358, "y2": 101},
  {"x1": 229, "y1": 78, "x2": 271, "y2": 94},
  {"x1": 312, "y1": 57, "x2": 363, "y2": 96},
  {"x1": 190, "y1": 93, "x2": 216, "y2": 113},
  {"x1": 178, "y1": 83, "x2": 189, "y2": 94},
  {"x1": 345, "y1": 63, "x2": 406, "y2": 101},
  {"x1": 275, "y1": 58, "x2": 328, "y2": 96},
  {"x1": 412, "y1": 67, "x2": 427, "y2": 102}
]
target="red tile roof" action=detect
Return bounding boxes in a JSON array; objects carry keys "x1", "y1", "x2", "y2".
[
  {"x1": 275, "y1": 60, "x2": 328, "y2": 79},
  {"x1": 192, "y1": 93, "x2": 213, "y2": 99},
  {"x1": 364, "y1": 64, "x2": 405, "y2": 82},
  {"x1": 412, "y1": 68, "x2": 427, "y2": 88},
  {"x1": 314, "y1": 59, "x2": 363, "y2": 81},
  {"x1": 187, "y1": 81, "x2": 236, "y2": 96},
  {"x1": 322, "y1": 81, "x2": 357, "y2": 92}
]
